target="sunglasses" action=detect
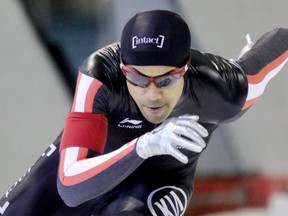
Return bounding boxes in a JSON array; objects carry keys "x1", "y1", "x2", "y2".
[{"x1": 120, "y1": 58, "x2": 190, "y2": 88}]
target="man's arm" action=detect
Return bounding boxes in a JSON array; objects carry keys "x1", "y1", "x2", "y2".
[
  {"x1": 56, "y1": 69, "x2": 145, "y2": 207},
  {"x1": 57, "y1": 113, "x2": 207, "y2": 207},
  {"x1": 236, "y1": 28, "x2": 288, "y2": 110}
]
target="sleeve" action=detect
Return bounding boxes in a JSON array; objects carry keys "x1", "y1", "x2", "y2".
[
  {"x1": 236, "y1": 28, "x2": 288, "y2": 110},
  {"x1": 57, "y1": 45, "x2": 145, "y2": 207}
]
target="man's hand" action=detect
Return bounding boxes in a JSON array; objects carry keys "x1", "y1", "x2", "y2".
[{"x1": 136, "y1": 115, "x2": 208, "y2": 164}]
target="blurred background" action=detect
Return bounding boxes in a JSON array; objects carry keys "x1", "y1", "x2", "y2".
[{"x1": 0, "y1": 0, "x2": 287, "y2": 215}]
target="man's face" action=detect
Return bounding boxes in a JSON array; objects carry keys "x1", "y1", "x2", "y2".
[{"x1": 126, "y1": 65, "x2": 184, "y2": 124}]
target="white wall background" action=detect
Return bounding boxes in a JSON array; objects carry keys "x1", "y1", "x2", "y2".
[
  {"x1": 0, "y1": 0, "x2": 287, "y2": 196},
  {"x1": 0, "y1": 0, "x2": 70, "y2": 195}
]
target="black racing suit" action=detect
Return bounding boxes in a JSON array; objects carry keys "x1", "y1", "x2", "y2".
[{"x1": 1, "y1": 28, "x2": 287, "y2": 216}]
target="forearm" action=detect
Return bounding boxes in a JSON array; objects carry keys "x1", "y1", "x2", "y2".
[{"x1": 57, "y1": 139, "x2": 144, "y2": 207}]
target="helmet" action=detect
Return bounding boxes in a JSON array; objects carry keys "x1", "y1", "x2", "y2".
[{"x1": 121, "y1": 10, "x2": 191, "y2": 67}]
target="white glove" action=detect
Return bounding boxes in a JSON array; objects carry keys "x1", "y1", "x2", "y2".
[
  {"x1": 237, "y1": 34, "x2": 254, "y2": 60},
  {"x1": 136, "y1": 115, "x2": 208, "y2": 164}
]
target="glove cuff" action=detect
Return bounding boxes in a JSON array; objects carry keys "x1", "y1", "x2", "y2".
[{"x1": 136, "y1": 133, "x2": 150, "y2": 159}]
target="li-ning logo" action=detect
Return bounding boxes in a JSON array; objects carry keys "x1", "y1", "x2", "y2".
[
  {"x1": 118, "y1": 118, "x2": 142, "y2": 129},
  {"x1": 148, "y1": 186, "x2": 188, "y2": 216},
  {"x1": 132, "y1": 35, "x2": 165, "y2": 49}
]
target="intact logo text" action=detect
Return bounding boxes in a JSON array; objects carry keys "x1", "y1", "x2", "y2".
[{"x1": 132, "y1": 35, "x2": 165, "y2": 49}]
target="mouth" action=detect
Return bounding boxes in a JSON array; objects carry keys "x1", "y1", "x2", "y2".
[
  {"x1": 145, "y1": 105, "x2": 164, "y2": 113},
  {"x1": 149, "y1": 106, "x2": 161, "y2": 110},
  {"x1": 140, "y1": 104, "x2": 169, "y2": 124}
]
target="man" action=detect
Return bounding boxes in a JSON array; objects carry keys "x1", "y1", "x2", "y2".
[{"x1": 1, "y1": 10, "x2": 287, "y2": 216}]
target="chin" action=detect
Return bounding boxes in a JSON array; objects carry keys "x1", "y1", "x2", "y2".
[{"x1": 144, "y1": 113, "x2": 168, "y2": 124}]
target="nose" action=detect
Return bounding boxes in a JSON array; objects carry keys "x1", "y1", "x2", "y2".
[{"x1": 144, "y1": 83, "x2": 162, "y2": 101}]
